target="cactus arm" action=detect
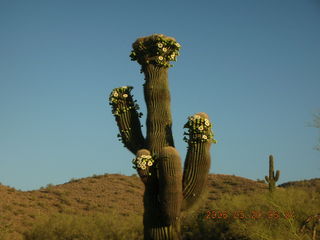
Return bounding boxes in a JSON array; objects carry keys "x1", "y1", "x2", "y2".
[
  {"x1": 142, "y1": 146, "x2": 182, "y2": 239},
  {"x1": 132, "y1": 149, "x2": 156, "y2": 184},
  {"x1": 274, "y1": 170, "x2": 280, "y2": 182},
  {"x1": 158, "y1": 146, "x2": 182, "y2": 225},
  {"x1": 181, "y1": 112, "x2": 217, "y2": 210},
  {"x1": 109, "y1": 86, "x2": 145, "y2": 155},
  {"x1": 265, "y1": 176, "x2": 269, "y2": 183}
]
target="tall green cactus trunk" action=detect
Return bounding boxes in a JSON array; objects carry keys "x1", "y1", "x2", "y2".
[
  {"x1": 109, "y1": 34, "x2": 217, "y2": 240},
  {"x1": 265, "y1": 155, "x2": 280, "y2": 192},
  {"x1": 143, "y1": 65, "x2": 174, "y2": 153}
]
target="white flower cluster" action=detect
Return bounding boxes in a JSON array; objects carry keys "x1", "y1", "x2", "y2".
[
  {"x1": 112, "y1": 91, "x2": 128, "y2": 98},
  {"x1": 130, "y1": 34, "x2": 181, "y2": 69},
  {"x1": 109, "y1": 86, "x2": 142, "y2": 117},
  {"x1": 110, "y1": 86, "x2": 130, "y2": 99},
  {"x1": 155, "y1": 41, "x2": 180, "y2": 65},
  {"x1": 132, "y1": 155, "x2": 154, "y2": 171},
  {"x1": 183, "y1": 114, "x2": 217, "y2": 144}
]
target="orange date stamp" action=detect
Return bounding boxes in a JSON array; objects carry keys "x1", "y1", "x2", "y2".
[{"x1": 205, "y1": 210, "x2": 295, "y2": 220}]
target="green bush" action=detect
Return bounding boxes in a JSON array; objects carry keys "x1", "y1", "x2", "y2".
[
  {"x1": 23, "y1": 211, "x2": 143, "y2": 240},
  {"x1": 23, "y1": 188, "x2": 319, "y2": 240},
  {"x1": 181, "y1": 188, "x2": 319, "y2": 240}
]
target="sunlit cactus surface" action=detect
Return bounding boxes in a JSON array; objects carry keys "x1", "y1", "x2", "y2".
[{"x1": 109, "y1": 34, "x2": 217, "y2": 240}]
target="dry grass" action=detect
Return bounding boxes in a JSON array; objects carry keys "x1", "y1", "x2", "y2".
[{"x1": 278, "y1": 178, "x2": 320, "y2": 192}]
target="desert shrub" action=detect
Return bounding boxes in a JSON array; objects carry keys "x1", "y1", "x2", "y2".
[
  {"x1": 23, "y1": 211, "x2": 143, "y2": 240},
  {"x1": 0, "y1": 218, "x2": 13, "y2": 240},
  {"x1": 69, "y1": 178, "x2": 79, "y2": 183},
  {"x1": 256, "y1": 179, "x2": 266, "y2": 184},
  {"x1": 181, "y1": 188, "x2": 319, "y2": 240},
  {"x1": 22, "y1": 187, "x2": 319, "y2": 240}
]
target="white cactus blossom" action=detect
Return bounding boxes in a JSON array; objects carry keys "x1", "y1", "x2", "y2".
[{"x1": 132, "y1": 153, "x2": 155, "y2": 173}]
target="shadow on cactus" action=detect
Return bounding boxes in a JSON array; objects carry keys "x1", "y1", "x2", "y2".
[{"x1": 108, "y1": 34, "x2": 217, "y2": 240}]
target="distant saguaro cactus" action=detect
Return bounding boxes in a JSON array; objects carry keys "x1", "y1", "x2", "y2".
[
  {"x1": 108, "y1": 34, "x2": 217, "y2": 240},
  {"x1": 265, "y1": 155, "x2": 280, "y2": 192}
]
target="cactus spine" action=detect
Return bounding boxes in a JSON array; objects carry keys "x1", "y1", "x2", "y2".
[
  {"x1": 109, "y1": 34, "x2": 216, "y2": 240},
  {"x1": 265, "y1": 155, "x2": 280, "y2": 192}
]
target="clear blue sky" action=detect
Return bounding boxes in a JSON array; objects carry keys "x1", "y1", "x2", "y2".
[{"x1": 1, "y1": 0, "x2": 319, "y2": 191}]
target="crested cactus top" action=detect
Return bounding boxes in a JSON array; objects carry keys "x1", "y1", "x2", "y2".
[{"x1": 130, "y1": 34, "x2": 181, "y2": 68}]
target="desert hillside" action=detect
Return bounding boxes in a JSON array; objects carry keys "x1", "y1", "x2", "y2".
[{"x1": 0, "y1": 174, "x2": 319, "y2": 240}]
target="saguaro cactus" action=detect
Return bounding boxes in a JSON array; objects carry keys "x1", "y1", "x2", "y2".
[
  {"x1": 265, "y1": 155, "x2": 280, "y2": 192},
  {"x1": 108, "y1": 34, "x2": 217, "y2": 240}
]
